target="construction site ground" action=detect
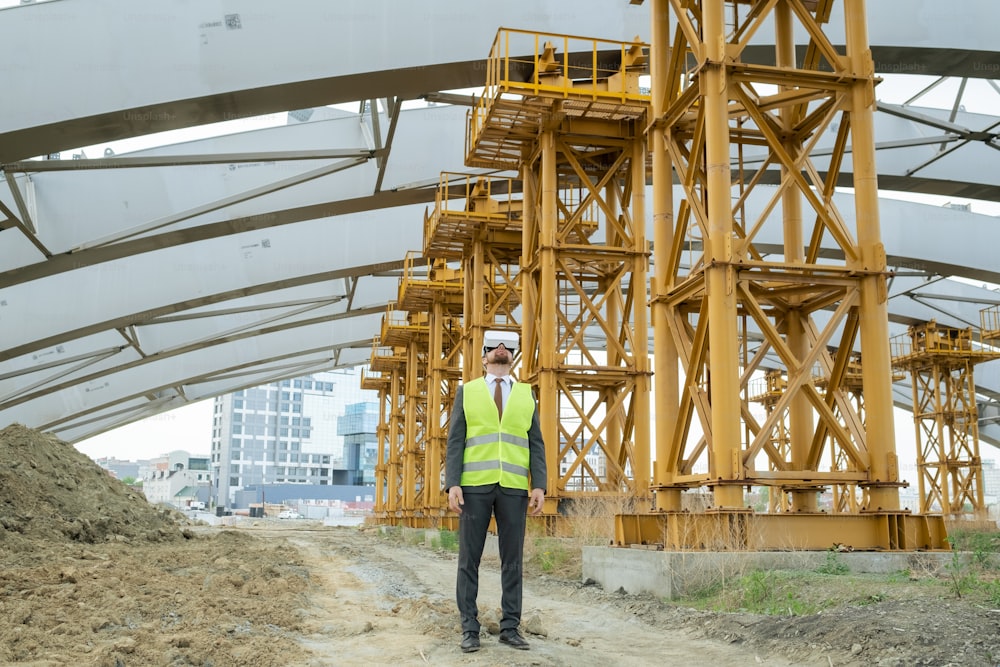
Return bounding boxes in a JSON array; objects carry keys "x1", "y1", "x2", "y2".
[{"x1": 2, "y1": 423, "x2": 1000, "y2": 666}]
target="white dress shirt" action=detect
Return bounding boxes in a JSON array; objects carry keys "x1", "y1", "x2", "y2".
[{"x1": 485, "y1": 373, "x2": 512, "y2": 410}]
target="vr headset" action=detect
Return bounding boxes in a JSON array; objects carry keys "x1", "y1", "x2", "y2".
[{"x1": 482, "y1": 330, "x2": 519, "y2": 356}]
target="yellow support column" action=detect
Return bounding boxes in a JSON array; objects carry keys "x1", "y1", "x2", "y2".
[
  {"x1": 538, "y1": 129, "x2": 561, "y2": 505},
  {"x1": 361, "y1": 366, "x2": 390, "y2": 520},
  {"x1": 650, "y1": 0, "x2": 681, "y2": 513},
  {"x1": 387, "y1": 368, "x2": 403, "y2": 522},
  {"x1": 846, "y1": 0, "x2": 900, "y2": 514},
  {"x1": 631, "y1": 137, "x2": 651, "y2": 498},
  {"x1": 702, "y1": 0, "x2": 744, "y2": 510},
  {"x1": 777, "y1": 0, "x2": 817, "y2": 514}
]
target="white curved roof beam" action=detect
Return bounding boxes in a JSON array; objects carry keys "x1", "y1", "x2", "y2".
[
  {"x1": 1, "y1": 303, "x2": 385, "y2": 414},
  {"x1": 1, "y1": 222, "x2": 412, "y2": 360},
  {"x1": 1, "y1": 316, "x2": 380, "y2": 441},
  {"x1": 5, "y1": 99, "x2": 1000, "y2": 294},
  {"x1": 0, "y1": 0, "x2": 650, "y2": 161},
  {"x1": 51, "y1": 344, "x2": 378, "y2": 444},
  {"x1": 0, "y1": 104, "x2": 470, "y2": 280},
  {"x1": 739, "y1": 104, "x2": 1000, "y2": 202},
  {"x1": 5, "y1": 187, "x2": 1000, "y2": 440}
]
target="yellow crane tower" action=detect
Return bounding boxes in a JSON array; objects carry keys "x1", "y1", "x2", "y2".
[
  {"x1": 621, "y1": 0, "x2": 949, "y2": 550},
  {"x1": 367, "y1": 336, "x2": 407, "y2": 524},
  {"x1": 891, "y1": 319, "x2": 1000, "y2": 527},
  {"x1": 394, "y1": 252, "x2": 465, "y2": 529},
  {"x1": 466, "y1": 30, "x2": 652, "y2": 522}
]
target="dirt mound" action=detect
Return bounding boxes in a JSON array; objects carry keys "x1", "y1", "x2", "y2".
[
  {"x1": 0, "y1": 423, "x2": 184, "y2": 547},
  {"x1": 0, "y1": 426, "x2": 314, "y2": 666}
]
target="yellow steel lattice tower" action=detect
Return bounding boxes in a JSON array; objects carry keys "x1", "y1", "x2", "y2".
[
  {"x1": 891, "y1": 320, "x2": 1000, "y2": 524},
  {"x1": 423, "y1": 171, "x2": 525, "y2": 528},
  {"x1": 376, "y1": 307, "x2": 429, "y2": 525},
  {"x1": 424, "y1": 172, "x2": 524, "y2": 378},
  {"x1": 367, "y1": 337, "x2": 407, "y2": 523},
  {"x1": 395, "y1": 252, "x2": 465, "y2": 529},
  {"x1": 747, "y1": 370, "x2": 792, "y2": 513},
  {"x1": 623, "y1": 0, "x2": 949, "y2": 550},
  {"x1": 467, "y1": 30, "x2": 652, "y2": 513},
  {"x1": 361, "y1": 366, "x2": 391, "y2": 517}
]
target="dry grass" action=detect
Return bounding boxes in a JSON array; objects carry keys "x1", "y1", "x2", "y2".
[{"x1": 524, "y1": 495, "x2": 636, "y2": 580}]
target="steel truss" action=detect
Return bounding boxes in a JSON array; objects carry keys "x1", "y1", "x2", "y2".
[
  {"x1": 632, "y1": 0, "x2": 948, "y2": 550},
  {"x1": 423, "y1": 173, "x2": 525, "y2": 378},
  {"x1": 366, "y1": 308, "x2": 424, "y2": 526},
  {"x1": 367, "y1": 173, "x2": 524, "y2": 525},
  {"x1": 468, "y1": 30, "x2": 652, "y2": 515},
  {"x1": 891, "y1": 320, "x2": 999, "y2": 525},
  {"x1": 395, "y1": 254, "x2": 464, "y2": 528}
]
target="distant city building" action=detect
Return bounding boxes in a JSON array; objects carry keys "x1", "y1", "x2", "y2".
[
  {"x1": 210, "y1": 368, "x2": 378, "y2": 508},
  {"x1": 92, "y1": 456, "x2": 142, "y2": 481},
  {"x1": 338, "y1": 401, "x2": 379, "y2": 486},
  {"x1": 141, "y1": 450, "x2": 212, "y2": 509},
  {"x1": 559, "y1": 438, "x2": 609, "y2": 492}
]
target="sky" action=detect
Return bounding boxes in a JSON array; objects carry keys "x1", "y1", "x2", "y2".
[
  {"x1": 75, "y1": 400, "x2": 215, "y2": 461},
  {"x1": 9, "y1": 6, "x2": 987, "y2": 466}
]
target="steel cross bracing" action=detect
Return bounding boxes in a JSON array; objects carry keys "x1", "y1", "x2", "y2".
[
  {"x1": 890, "y1": 321, "x2": 999, "y2": 525},
  {"x1": 0, "y1": 0, "x2": 999, "y2": 456},
  {"x1": 465, "y1": 28, "x2": 653, "y2": 517},
  {"x1": 370, "y1": 255, "x2": 463, "y2": 526},
  {"x1": 369, "y1": 173, "x2": 526, "y2": 527},
  {"x1": 626, "y1": 0, "x2": 952, "y2": 551}
]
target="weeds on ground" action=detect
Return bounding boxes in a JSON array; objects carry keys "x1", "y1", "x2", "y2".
[
  {"x1": 682, "y1": 570, "x2": 828, "y2": 616},
  {"x1": 527, "y1": 537, "x2": 575, "y2": 574},
  {"x1": 948, "y1": 529, "x2": 1000, "y2": 569},
  {"x1": 378, "y1": 525, "x2": 403, "y2": 544},
  {"x1": 943, "y1": 529, "x2": 1000, "y2": 600},
  {"x1": 523, "y1": 495, "x2": 636, "y2": 580},
  {"x1": 432, "y1": 529, "x2": 459, "y2": 553},
  {"x1": 815, "y1": 550, "x2": 850, "y2": 575}
]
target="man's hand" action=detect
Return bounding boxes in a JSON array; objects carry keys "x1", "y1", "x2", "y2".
[
  {"x1": 448, "y1": 486, "x2": 465, "y2": 514},
  {"x1": 528, "y1": 488, "x2": 545, "y2": 516}
]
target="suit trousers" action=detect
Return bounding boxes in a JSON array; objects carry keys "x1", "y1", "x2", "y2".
[{"x1": 455, "y1": 484, "x2": 529, "y2": 633}]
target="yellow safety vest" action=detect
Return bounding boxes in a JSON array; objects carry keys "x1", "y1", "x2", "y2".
[{"x1": 460, "y1": 377, "x2": 534, "y2": 490}]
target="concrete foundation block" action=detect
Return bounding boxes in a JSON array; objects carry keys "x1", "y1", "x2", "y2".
[{"x1": 582, "y1": 547, "x2": 954, "y2": 600}]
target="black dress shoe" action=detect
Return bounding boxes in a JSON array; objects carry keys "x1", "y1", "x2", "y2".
[
  {"x1": 499, "y1": 629, "x2": 530, "y2": 650},
  {"x1": 460, "y1": 631, "x2": 481, "y2": 653}
]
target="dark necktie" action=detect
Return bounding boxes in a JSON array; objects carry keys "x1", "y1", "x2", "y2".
[{"x1": 494, "y1": 378, "x2": 504, "y2": 420}]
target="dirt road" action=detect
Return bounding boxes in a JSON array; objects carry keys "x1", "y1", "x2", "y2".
[
  {"x1": 5, "y1": 520, "x2": 1000, "y2": 666},
  {"x1": 278, "y1": 524, "x2": 814, "y2": 666}
]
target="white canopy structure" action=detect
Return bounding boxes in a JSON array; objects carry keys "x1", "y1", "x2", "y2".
[{"x1": 2, "y1": 0, "x2": 1000, "y2": 450}]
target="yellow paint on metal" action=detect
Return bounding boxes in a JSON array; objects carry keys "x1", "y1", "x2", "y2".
[
  {"x1": 466, "y1": 29, "x2": 653, "y2": 512},
  {"x1": 633, "y1": 0, "x2": 950, "y2": 550},
  {"x1": 891, "y1": 320, "x2": 999, "y2": 522}
]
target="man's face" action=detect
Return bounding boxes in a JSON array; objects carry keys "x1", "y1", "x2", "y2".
[{"x1": 484, "y1": 343, "x2": 513, "y2": 366}]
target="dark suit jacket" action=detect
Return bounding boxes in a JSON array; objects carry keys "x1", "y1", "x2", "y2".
[{"x1": 445, "y1": 382, "x2": 547, "y2": 494}]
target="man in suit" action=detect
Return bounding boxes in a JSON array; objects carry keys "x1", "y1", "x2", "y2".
[{"x1": 446, "y1": 330, "x2": 546, "y2": 653}]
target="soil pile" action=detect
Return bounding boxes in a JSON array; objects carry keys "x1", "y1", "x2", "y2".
[
  {"x1": 0, "y1": 424, "x2": 314, "y2": 666},
  {"x1": 0, "y1": 423, "x2": 184, "y2": 548}
]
